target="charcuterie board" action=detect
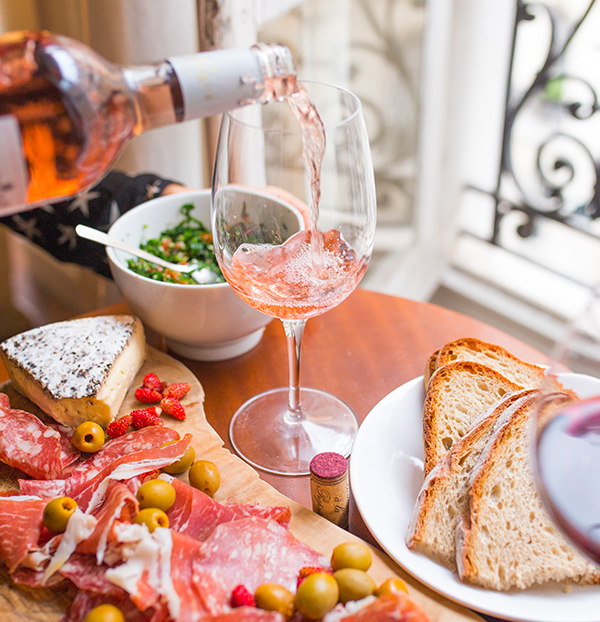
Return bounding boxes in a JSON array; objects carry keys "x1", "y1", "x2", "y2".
[{"x1": 0, "y1": 346, "x2": 482, "y2": 621}]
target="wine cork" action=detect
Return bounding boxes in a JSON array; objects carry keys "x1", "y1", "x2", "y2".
[{"x1": 309, "y1": 452, "x2": 349, "y2": 528}]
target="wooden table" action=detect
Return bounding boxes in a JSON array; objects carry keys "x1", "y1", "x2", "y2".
[{"x1": 0, "y1": 288, "x2": 550, "y2": 622}]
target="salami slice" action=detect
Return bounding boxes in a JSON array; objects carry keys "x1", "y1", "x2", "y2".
[
  {"x1": 164, "y1": 475, "x2": 291, "y2": 541},
  {"x1": 0, "y1": 393, "x2": 79, "y2": 479}
]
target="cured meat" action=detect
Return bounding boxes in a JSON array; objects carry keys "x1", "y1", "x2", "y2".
[
  {"x1": 0, "y1": 393, "x2": 79, "y2": 479},
  {"x1": 203, "y1": 611, "x2": 284, "y2": 622},
  {"x1": 103, "y1": 518, "x2": 328, "y2": 621},
  {"x1": 164, "y1": 476, "x2": 291, "y2": 540},
  {"x1": 19, "y1": 478, "x2": 67, "y2": 498},
  {"x1": 65, "y1": 426, "x2": 182, "y2": 491},
  {"x1": 66, "y1": 434, "x2": 192, "y2": 512},
  {"x1": 191, "y1": 517, "x2": 328, "y2": 611},
  {"x1": 63, "y1": 589, "x2": 162, "y2": 622},
  {"x1": 76, "y1": 482, "x2": 139, "y2": 563},
  {"x1": 0, "y1": 495, "x2": 46, "y2": 572},
  {"x1": 338, "y1": 593, "x2": 430, "y2": 622},
  {"x1": 60, "y1": 553, "x2": 131, "y2": 597}
]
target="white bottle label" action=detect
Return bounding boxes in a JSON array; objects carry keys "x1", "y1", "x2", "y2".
[
  {"x1": 0, "y1": 115, "x2": 28, "y2": 215},
  {"x1": 168, "y1": 49, "x2": 265, "y2": 121}
]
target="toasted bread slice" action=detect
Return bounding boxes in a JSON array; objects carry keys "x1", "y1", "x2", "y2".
[
  {"x1": 423, "y1": 361, "x2": 522, "y2": 475},
  {"x1": 423, "y1": 348, "x2": 440, "y2": 388},
  {"x1": 430, "y1": 337, "x2": 545, "y2": 389},
  {"x1": 456, "y1": 392, "x2": 600, "y2": 591},
  {"x1": 407, "y1": 389, "x2": 536, "y2": 569}
]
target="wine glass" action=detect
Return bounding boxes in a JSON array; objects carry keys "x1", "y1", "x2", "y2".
[
  {"x1": 533, "y1": 286, "x2": 600, "y2": 563},
  {"x1": 211, "y1": 81, "x2": 376, "y2": 475}
]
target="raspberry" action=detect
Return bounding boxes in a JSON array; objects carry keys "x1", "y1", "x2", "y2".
[
  {"x1": 142, "y1": 373, "x2": 166, "y2": 393},
  {"x1": 135, "y1": 387, "x2": 163, "y2": 404},
  {"x1": 164, "y1": 382, "x2": 191, "y2": 400},
  {"x1": 106, "y1": 414, "x2": 133, "y2": 438},
  {"x1": 296, "y1": 566, "x2": 332, "y2": 588},
  {"x1": 160, "y1": 396, "x2": 186, "y2": 421},
  {"x1": 230, "y1": 584, "x2": 255, "y2": 608},
  {"x1": 131, "y1": 407, "x2": 163, "y2": 429}
]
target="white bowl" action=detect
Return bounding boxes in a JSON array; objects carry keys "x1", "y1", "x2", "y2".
[{"x1": 107, "y1": 190, "x2": 272, "y2": 361}]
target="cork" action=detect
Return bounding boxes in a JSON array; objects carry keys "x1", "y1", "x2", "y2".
[{"x1": 309, "y1": 452, "x2": 349, "y2": 528}]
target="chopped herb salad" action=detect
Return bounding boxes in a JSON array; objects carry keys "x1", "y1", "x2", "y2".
[{"x1": 127, "y1": 203, "x2": 225, "y2": 284}]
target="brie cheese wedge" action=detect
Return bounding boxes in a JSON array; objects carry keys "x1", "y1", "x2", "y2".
[{"x1": 0, "y1": 315, "x2": 146, "y2": 428}]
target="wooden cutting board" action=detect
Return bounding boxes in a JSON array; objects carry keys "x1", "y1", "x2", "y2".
[{"x1": 0, "y1": 346, "x2": 483, "y2": 622}]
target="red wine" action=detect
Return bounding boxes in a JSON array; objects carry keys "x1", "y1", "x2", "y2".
[{"x1": 536, "y1": 397, "x2": 600, "y2": 563}]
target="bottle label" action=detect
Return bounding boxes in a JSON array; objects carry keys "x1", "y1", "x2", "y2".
[
  {"x1": 168, "y1": 49, "x2": 266, "y2": 120},
  {"x1": 0, "y1": 115, "x2": 28, "y2": 215}
]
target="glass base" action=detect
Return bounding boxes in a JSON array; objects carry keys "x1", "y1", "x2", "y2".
[{"x1": 229, "y1": 387, "x2": 358, "y2": 475}]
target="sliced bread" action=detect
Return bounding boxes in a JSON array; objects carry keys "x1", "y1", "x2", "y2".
[
  {"x1": 430, "y1": 337, "x2": 546, "y2": 389},
  {"x1": 407, "y1": 389, "x2": 537, "y2": 569},
  {"x1": 456, "y1": 392, "x2": 600, "y2": 590},
  {"x1": 422, "y1": 360, "x2": 522, "y2": 476}
]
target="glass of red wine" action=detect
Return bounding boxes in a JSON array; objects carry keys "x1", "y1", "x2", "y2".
[
  {"x1": 211, "y1": 81, "x2": 376, "y2": 475},
  {"x1": 534, "y1": 288, "x2": 600, "y2": 563}
]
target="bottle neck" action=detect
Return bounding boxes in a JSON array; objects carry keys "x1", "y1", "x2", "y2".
[
  {"x1": 129, "y1": 44, "x2": 297, "y2": 126},
  {"x1": 122, "y1": 62, "x2": 183, "y2": 134}
]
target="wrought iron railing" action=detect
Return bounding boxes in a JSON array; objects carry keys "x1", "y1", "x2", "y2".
[{"x1": 481, "y1": 0, "x2": 599, "y2": 246}]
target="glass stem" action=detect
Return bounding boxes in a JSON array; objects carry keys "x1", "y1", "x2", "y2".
[{"x1": 282, "y1": 319, "x2": 306, "y2": 423}]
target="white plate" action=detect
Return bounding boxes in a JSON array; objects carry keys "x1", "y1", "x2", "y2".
[{"x1": 350, "y1": 373, "x2": 600, "y2": 622}]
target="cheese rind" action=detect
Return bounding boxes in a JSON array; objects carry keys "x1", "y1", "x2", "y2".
[{"x1": 0, "y1": 315, "x2": 146, "y2": 428}]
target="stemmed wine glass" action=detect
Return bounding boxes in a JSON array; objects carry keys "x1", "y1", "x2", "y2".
[
  {"x1": 211, "y1": 81, "x2": 377, "y2": 475},
  {"x1": 534, "y1": 286, "x2": 600, "y2": 563}
]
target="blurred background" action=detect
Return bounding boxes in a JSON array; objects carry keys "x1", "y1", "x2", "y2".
[{"x1": 1, "y1": 0, "x2": 600, "y2": 357}]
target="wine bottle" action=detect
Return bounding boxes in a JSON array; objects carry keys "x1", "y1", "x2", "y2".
[{"x1": 0, "y1": 30, "x2": 297, "y2": 216}]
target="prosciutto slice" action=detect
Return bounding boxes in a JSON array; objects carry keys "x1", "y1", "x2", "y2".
[
  {"x1": 66, "y1": 434, "x2": 192, "y2": 512},
  {"x1": 0, "y1": 393, "x2": 79, "y2": 479},
  {"x1": 0, "y1": 495, "x2": 46, "y2": 572},
  {"x1": 164, "y1": 476, "x2": 291, "y2": 540},
  {"x1": 65, "y1": 426, "x2": 182, "y2": 490},
  {"x1": 190, "y1": 517, "x2": 328, "y2": 609},
  {"x1": 76, "y1": 482, "x2": 139, "y2": 563},
  {"x1": 105, "y1": 518, "x2": 328, "y2": 620},
  {"x1": 337, "y1": 593, "x2": 430, "y2": 622}
]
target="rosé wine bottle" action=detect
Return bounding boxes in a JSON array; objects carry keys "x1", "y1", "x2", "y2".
[{"x1": 0, "y1": 30, "x2": 296, "y2": 215}]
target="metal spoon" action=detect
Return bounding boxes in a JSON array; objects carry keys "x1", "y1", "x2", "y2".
[{"x1": 75, "y1": 224, "x2": 220, "y2": 284}]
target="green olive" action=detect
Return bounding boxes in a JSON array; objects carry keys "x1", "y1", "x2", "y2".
[
  {"x1": 188, "y1": 460, "x2": 220, "y2": 496},
  {"x1": 255, "y1": 584, "x2": 294, "y2": 619},
  {"x1": 333, "y1": 568, "x2": 376, "y2": 604},
  {"x1": 331, "y1": 541, "x2": 372, "y2": 572},
  {"x1": 133, "y1": 507, "x2": 169, "y2": 532},
  {"x1": 161, "y1": 443, "x2": 196, "y2": 474},
  {"x1": 375, "y1": 577, "x2": 408, "y2": 596},
  {"x1": 43, "y1": 496, "x2": 78, "y2": 533},
  {"x1": 84, "y1": 603, "x2": 125, "y2": 622},
  {"x1": 72, "y1": 421, "x2": 105, "y2": 453},
  {"x1": 137, "y1": 479, "x2": 176, "y2": 512},
  {"x1": 294, "y1": 572, "x2": 339, "y2": 620}
]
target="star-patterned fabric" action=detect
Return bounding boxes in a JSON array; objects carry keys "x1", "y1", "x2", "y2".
[{"x1": 0, "y1": 172, "x2": 178, "y2": 278}]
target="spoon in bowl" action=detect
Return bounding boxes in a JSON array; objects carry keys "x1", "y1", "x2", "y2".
[{"x1": 75, "y1": 224, "x2": 220, "y2": 284}]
